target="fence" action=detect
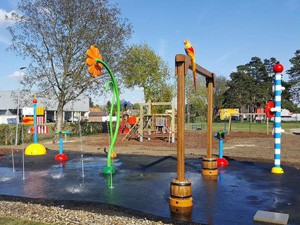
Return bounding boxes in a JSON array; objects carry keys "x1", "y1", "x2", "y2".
[{"x1": 0, "y1": 121, "x2": 109, "y2": 146}]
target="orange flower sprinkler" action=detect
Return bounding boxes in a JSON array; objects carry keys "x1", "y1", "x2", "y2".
[{"x1": 86, "y1": 45, "x2": 120, "y2": 175}]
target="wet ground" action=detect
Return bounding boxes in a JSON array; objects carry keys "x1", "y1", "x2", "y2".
[{"x1": 0, "y1": 150, "x2": 299, "y2": 225}]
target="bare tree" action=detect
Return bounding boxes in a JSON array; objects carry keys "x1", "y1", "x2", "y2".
[{"x1": 7, "y1": 0, "x2": 132, "y2": 134}]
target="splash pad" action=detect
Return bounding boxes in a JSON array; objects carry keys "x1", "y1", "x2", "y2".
[{"x1": 0, "y1": 150, "x2": 299, "y2": 225}]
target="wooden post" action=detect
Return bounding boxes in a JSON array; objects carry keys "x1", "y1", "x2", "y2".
[
  {"x1": 171, "y1": 101, "x2": 175, "y2": 143},
  {"x1": 228, "y1": 115, "x2": 232, "y2": 133},
  {"x1": 169, "y1": 54, "x2": 192, "y2": 217},
  {"x1": 139, "y1": 103, "x2": 143, "y2": 142},
  {"x1": 267, "y1": 117, "x2": 269, "y2": 134},
  {"x1": 176, "y1": 56, "x2": 185, "y2": 181},
  {"x1": 206, "y1": 79, "x2": 213, "y2": 158},
  {"x1": 169, "y1": 53, "x2": 217, "y2": 216},
  {"x1": 201, "y1": 78, "x2": 218, "y2": 177}
]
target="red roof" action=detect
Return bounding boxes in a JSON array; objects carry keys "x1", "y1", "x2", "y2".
[{"x1": 89, "y1": 107, "x2": 101, "y2": 112}]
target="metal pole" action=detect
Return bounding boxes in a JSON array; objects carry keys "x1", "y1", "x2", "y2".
[
  {"x1": 273, "y1": 73, "x2": 282, "y2": 168},
  {"x1": 15, "y1": 95, "x2": 19, "y2": 145},
  {"x1": 271, "y1": 63, "x2": 285, "y2": 174},
  {"x1": 33, "y1": 100, "x2": 38, "y2": 143},
  {"x1": 15, "y1": 67, "x2": 26, "y2": 145}
]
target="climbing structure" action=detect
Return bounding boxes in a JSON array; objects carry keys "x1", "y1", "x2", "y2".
[{"x1": 122, "y1": 101, "x2": 176, "y2": 143}]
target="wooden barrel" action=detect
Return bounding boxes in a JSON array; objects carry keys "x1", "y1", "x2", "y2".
[
  {"x1": 169, "y1": 179, "x2": 193, "y2": 215},
  {"x1": 202, "y1": 157, "x2": 218, "y2": 169},
  {"x1": 202, "y1": 157, "x2": 218, "y2": 176},
  {"x1": 170, "y1": 179, "x2": 192, "y2": 199}
]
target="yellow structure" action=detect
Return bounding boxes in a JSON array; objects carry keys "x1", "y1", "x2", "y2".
[
  {"x1": 25, "y1": 143, "x2": 47, "y2": 156},
  {"x1": 111, "y1": 151, "x2": 117, "y2": 158},
  {"x1": 22, "y1": 116, "x2": 34, "y2": 125},
  {"x1": 219, "y1": 108, "x2": 239, "y2": 120},
  {"x1": 36, "y1": 107, "x2": 45, "y2": 116},
  {"x1": 271, "y1": 167, "x2": 284, "y2": 174}
]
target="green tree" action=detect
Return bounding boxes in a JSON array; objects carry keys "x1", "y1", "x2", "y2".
[
  {"x1": 223, "y1": 64, "x2": 255, "y2": 111},
  {"x1": 281, "y1": 81, "x2": 300, "y2": 112},
  {"x1": 213, "y1": 75, "x2": 228, "y2": 118},
  {"x1": 8, "y1": 0, "x2": 132, "y2": 133},
  {"x1": 106, "y1": 100, "x2": 118, "y2": 116},
  {"x1": 287, "y1": 50, "x2": 300, "y2": 106},
  {"x1": 89, "y1": 98, "x2": 95, "y2": 108},
  {"x1": 262, "y1": 57, "x2": 278, "y2": 102},
  {"x1": 224, "y1": 56, "x2": 298, "y2": 113},
  {"x1": 259, "y1": 58, "x2": 297, "y2": 111},
  {"x1": 185, "y1": 76, "x2": 207, "y2": 122},
  {"x1": 250, "y1": 57, "x2": 273, "y2": 106},
  {"x1": 120, "y1": 44, "x2": 173, "y2": 103},
  {"x1": 224, "y1": 57, "x2": 277, "y2": 112},
  {"x1": 264, "y1": 57, "x2": 297, "y2": 112},
  {"x1": 133, "y1": 103, "x2": 140, "y2": 110}
]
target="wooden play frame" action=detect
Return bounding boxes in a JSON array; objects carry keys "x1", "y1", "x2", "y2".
[
  {"x1": 169, "y1": 54, "x2": 216, "y2": 217},
  {"x1": 138, "y1": 101, "x2": 176, "y2": 143}
]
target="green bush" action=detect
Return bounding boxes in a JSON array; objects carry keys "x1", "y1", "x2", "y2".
[
  {"x1": 0, "y1": 121, "x2": 110, "y2": 146},
  {"x1": 65, "y1": 121, "x2": 104, "y2": 136}
]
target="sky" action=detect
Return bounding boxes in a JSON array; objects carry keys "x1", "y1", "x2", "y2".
[{"x1": 0, "y1": 0, "x2": 299, "y2": 105}]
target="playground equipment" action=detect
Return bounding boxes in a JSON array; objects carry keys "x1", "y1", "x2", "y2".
[
  {"x1": 214, "y1": 130, "x2": 229, "y2": 167},
  {"x1": 219, "y1": 108, "x2": 239, "y2": 120},
  {"x1": 118, "y1": 114, "x2": 131, "y2": 134},
  {"x1": 86, "y1": 45, "x2": 120, "y2": 174},
  {"x1": 25, "y1": 99, "x2": 47, "y2": 155},
  {"x1": 122, "y1": 101, "x2": 176, "y2": 143},
  {"x1": 139, "y1": 101, "x2": 175, "y2": 143},
  {"x1": 54, "y1": 130, "x2": 70, "y2": 162},
  {"x1": 169, "y1": 54, "x2": 216, "y2": 217},
  {"x1": 265, "y1": 62, "x2": 285, "y2": 174}
]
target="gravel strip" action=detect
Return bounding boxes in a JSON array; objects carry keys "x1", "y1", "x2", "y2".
[{"x1": 0, "y1": 200, "x2": 173, "y2": 225}]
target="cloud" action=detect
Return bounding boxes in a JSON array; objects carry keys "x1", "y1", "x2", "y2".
[
  {"x1": 0, "y1": 8, "x2": 16, "y2": 45},
  {"x1": 0, "y1": 8, "x2": 16, "y2": 27},
  {"x1": 9, "y1": 70, "x2": 26, "y2": 79}
]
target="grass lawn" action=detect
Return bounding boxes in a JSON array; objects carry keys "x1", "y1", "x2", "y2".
[{"x1": 186, "y1": 121, "x2": 300, "y2": 133}]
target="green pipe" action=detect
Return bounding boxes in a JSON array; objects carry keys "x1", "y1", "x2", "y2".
[{"x1": 96, "y1": 59, "x2": 120, "y2": 174}]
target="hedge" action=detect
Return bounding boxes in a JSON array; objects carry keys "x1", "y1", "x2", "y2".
[{"x1": 0, "y1": 121, "x2": 112, "y2": 146}]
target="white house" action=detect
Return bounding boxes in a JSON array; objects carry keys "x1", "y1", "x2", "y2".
[{"x1": 0, "y1": 91, "x2": 89, "y2": 124}]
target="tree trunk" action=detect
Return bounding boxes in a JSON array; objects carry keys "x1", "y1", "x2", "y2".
[{"x1": 53, "y1": 101, "x2": 64, "y2": 143}]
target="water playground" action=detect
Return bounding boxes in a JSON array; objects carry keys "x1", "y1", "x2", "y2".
[{"x1": 0, "y1": 47, "x2": 299, "y2": 225}]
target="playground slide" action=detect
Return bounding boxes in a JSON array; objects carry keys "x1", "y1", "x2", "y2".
[{"x1": 118, "y1": 120, "x2": 127, "y2": 133}]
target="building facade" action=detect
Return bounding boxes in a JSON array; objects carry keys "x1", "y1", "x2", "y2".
[{"x1": 0, "y1": 91, "x2": 89, "y2": 124}]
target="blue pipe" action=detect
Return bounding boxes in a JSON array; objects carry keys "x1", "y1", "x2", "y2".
[
  {"x1": 219, "y1": 139, "x2": 223, "y2": 158},
  {"x1": 59, "y1": 134, "x2": 63, "y2": 154},
  {"x1": 33, "y1": 102, "x2": 37, "y2": 143}
]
